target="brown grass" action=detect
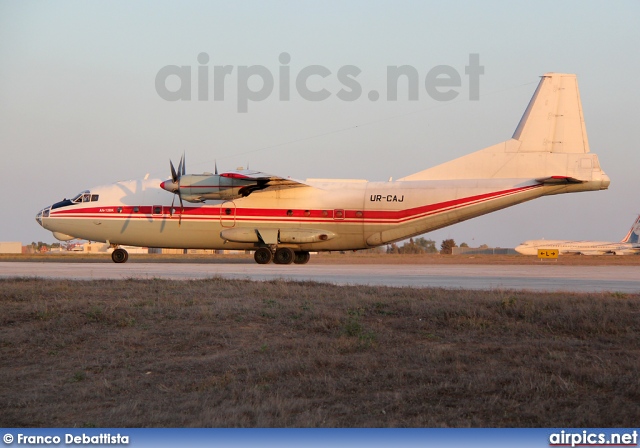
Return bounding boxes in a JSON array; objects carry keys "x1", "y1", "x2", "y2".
[{"x1": 1, "y1": 277, "x2": 638, "y2": 427}]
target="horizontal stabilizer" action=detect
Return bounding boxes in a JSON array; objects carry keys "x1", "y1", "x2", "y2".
[{"x1": 535, "y1": 176, "x2": 585, "y2": 185}]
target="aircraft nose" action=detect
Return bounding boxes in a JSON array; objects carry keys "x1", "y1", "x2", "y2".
[{"x1": 35, "y1": 207, "x2": 50, "y2": 228}]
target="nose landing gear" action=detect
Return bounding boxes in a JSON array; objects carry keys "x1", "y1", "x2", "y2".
[{"x1": 111, "y1": 248, "x2": 129, "y2": 263}]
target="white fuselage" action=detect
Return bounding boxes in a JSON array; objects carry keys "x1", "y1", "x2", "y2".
[
  {"x1": 37, "y1": 177, "x2": 577, "y2": 252},
  {"x1": 515, "y1": 240, "x2": 640, "y2": 256}
]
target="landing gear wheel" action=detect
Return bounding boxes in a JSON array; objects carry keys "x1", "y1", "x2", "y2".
[
  {"x1": 293, "y1": 251, "x2": 310, "y2": 264},
  {"x1": 254, "y1": 247, "x2": 273, "y2": 264},
  {"x1": 111, "y1": 248, "x2": 129, "y2": 263},
  {"x1": 273, "y1": 247, "x2": 295, "y2": 265}
]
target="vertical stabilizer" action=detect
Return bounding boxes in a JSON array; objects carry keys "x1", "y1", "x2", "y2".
[
  {"x1": 621, "y1": 215, "x2": 640, "y2": 243},
  {"x1": 512, "y1": 73, "x2": 590, "y2": 153}
]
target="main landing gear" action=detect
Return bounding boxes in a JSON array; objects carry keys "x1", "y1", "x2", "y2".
[
  {"x1": 253, "y1": 247, "x2": 310, "y2": 265},
  {"x1": 110, "y1": 245, "x2": 308, "y2": 265},
  {"x1": 111, "y1": 247, "x2": 129, "y2": 263}
]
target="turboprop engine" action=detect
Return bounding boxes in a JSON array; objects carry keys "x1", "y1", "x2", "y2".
[
  {"x1": 160, "y1": 172, "x2": 266, "y2": 203},
  {"x1": 160, "y1": 154, "x2": 307, "y2": 206}
]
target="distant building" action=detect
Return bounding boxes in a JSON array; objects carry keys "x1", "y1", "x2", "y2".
[
  {"x1": 69, "y1": 242, "x2": 149, "y2": 254},
  {"x1": 149, "y1": 248, "x2": 187, "y2": 254},
  {"x1": 452, "y1": 246, "x2": 517, "y2": 255},
  {"x1": 148, "y1": 248, "x2": 246, "y2": 255},
  {"x1": 0, "y1": 242, "x2": 23, "y2": 254}
]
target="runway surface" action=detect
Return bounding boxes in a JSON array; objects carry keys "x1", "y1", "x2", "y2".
[{"x1": 1, "y1": 262, "x2": 638, "y2": 292}]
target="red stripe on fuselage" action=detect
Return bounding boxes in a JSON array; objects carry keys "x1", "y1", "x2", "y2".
[{"x1": 49, "y1": 184, "x2": 541, "y2": 224}]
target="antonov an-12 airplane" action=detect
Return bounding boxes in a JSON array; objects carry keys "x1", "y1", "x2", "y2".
[
  {"x1": 36, "y1": 73, "x2": 610, "y2": 265},
  {"x1": 515, "y1": 215, "x2": 640, "y2": 256}
]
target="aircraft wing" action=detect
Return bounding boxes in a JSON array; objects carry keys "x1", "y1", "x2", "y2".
[
  {"x1": 573, "y1": 250, "x2": 607, "y2": 256},
  {"x1": 220, "y1": 169, "x2": 315, "y2": 190}
]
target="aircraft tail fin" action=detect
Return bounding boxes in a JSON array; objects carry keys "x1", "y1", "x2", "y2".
[
  {"x1": 512, "y1": 73, "x2": 590, "y2": 154},
  {"x1": 399, "y1": 73, "x2": 608, "y2": 190},
  {"x1": 621, "y1": 215, "x2": 640, "y2": 243}
]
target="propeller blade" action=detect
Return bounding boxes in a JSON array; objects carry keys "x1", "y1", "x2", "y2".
[
  {"x1": 170, "y1": 160, "x2": 178, "y2": 183},
  {"x1": 181, "y1": 153, "x2": 186, "y2": 175},
  {"x1": 178, "y1": 190, "x2": 184, "y2": 226},
  {"x1": 214, "y1": 160, "x2": 218, "y2": 175}
]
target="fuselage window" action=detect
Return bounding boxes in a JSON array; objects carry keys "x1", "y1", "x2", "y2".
[
  {"x1": 153, "y1": 206, "x2": 162, "y2": 215},
  {"x1": 91, "y1": 194, "x2": 99, "y2": 201}
]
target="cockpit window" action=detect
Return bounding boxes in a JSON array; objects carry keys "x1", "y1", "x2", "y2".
[
  {"x1": 71, "y1": 191, "x2": 98, "y2": 203},
  {"x1": 71, "y1": 191, "x2": 89, "y2": 203}
]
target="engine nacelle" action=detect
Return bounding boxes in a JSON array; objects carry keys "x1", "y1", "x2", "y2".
[{"x1": 161, "y1": 173, "x2": 265, "y2": 203}]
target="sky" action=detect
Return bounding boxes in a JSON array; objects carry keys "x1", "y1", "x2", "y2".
[{"x1": 1, "y1": 0, "x2": 639, "y2": 247}]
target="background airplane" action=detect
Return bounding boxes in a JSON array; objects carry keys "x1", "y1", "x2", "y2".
[
  {"x1": 36, "y1": 73, "x2": 610, "y2": 265},
  {"x1": 515, "y1": 215, "x2": 640, "y2": 256}
]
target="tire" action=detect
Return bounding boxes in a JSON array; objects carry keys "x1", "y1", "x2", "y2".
[
  {"x1": 254, "y1": 247, "x2": 273, "y2": 264},
  {"x1": 293, "y1": 251, "x2": 310, "y2": 264},
  {"x1": 111, "y1": 248, "x2": 128, "y2": 263},
  {"x1": 273, "y1": 247, "x2": 295, "y2": 265}
]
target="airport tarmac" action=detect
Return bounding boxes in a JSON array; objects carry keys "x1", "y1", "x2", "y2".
[{"x1": 1, "y1": 262, "x2": 638, "y2": 292}]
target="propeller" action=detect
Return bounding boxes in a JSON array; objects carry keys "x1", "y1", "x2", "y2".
[{"x1": 167, "y1": 153, "x2": 186, "y2": 226}]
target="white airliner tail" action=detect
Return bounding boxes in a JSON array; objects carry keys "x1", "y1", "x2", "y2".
[
  {"x1": 621, "y1": 215, "x2": 640, "y2": 244},
  {"x1": 512, "y1": 72, "x2": 589, "y2": 154},
  {"x1": 400, "y1": 73, "x2": 609, "y2": 191}
]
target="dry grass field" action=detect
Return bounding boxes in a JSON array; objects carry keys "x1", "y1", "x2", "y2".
[{"x1": 1, "y1": 276, "x2": 638, "y2": 427}]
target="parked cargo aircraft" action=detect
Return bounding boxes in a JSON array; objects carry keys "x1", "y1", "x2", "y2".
[
  {"x1": 515, "y1": 215, "x2": 640, "y2": 256},
  {"x1": 36, "y1": 73, "x2": 610, "y2": 264}
]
